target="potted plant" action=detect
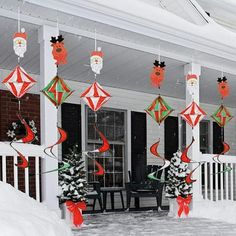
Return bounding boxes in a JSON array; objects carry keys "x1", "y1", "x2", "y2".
[
  {"x1": 58, "y1": 144, "x2": 88, "y2": 228},
  {"x1": 165, "y1": 150, "x2": 192, "y2": 218}
]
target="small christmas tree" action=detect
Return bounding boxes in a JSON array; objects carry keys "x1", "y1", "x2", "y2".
[
  {"x1": 165, "y1": 150, "x2": 192, "y2": 198},
  {"x1": 58, "y1": 145, "x2": 88, "y2": 203}
]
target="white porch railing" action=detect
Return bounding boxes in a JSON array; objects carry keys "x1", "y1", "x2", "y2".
[
  {"x1": 0, "y1": 142, "x2": 43, "y2": 202},
  {"x1": 201, "y1": 154, "x2": 236, "y2": 202}
]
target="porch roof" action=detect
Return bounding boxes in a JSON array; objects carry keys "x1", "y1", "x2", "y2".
[{"x1": 0, "y1": 0, "x2": 236, "y2": 107}]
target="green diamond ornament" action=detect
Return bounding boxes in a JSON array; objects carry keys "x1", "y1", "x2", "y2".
[
  {"x1": 211, "y1": 105, "x2": 233, "y2": 127},
  {"x1": 145, "y1": 95, "x2": 174, "y2": 125},
  {"x1": 42, "y1": 76, "x2": 74, "y2": 108}
]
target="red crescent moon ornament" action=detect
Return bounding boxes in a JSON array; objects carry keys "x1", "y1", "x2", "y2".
[
  {"x1": 93, "y1": 159, "x2": 105, "y2": 176},
  {"x1": 89, "y1": 125, "x2": 110, "y2": 153},
  {"x1": 185, "y1": 162, "x2": 203, "y2": 184},
  {"x1": 44, "y1": 127, "x2": 67, "y2": 158},
  {"x1": 9, "y1": 113, "x2": 36, "y2": 169},
  {"x1": 181, "y1": 137, "x2": 195, "y2": 163},
  {"x1": 213, "y1": 141, "x2": 230, "y2": 163},
  {"x1": 150, "y1": 140, "x2": 162, "y2": 158},
  {"x1": 148, "y1": 140, "x2": 170, "y2": 178},
  {"x1": 10, "y1": 142, "x2": 28, "y2": 168},
  {"x1": 16, "y1": 113, "x2": 35, "y2": 143}
]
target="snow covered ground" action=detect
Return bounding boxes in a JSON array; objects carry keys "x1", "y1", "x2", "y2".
[
  {"x1": 0, "y1": 182, "x2": 72, "y2": 236},
  {"x1": 74, "y1": 211, "x2": 236, "y2": 236}
]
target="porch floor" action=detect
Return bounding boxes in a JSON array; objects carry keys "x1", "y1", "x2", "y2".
[{"x1": 73, "y1": 211, "x2": 236, "y2": 236}]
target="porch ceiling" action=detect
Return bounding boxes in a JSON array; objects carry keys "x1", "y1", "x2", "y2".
[{"x1": 0, "y1": 3, "x2": 236, "y2": 107}]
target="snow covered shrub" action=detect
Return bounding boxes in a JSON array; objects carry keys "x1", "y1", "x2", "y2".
[
  {"x1": 58, "y1": 145, "x2": 88, "y2": 203},
  {"x1": 165, "y1": 150, "x2": 192, "y2": 198}
]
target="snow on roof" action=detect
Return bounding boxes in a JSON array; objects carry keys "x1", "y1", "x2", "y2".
[
  {"x1": 87, "y1": 0, "x2": 236, "y2": 49},
  {"x1": 0, "y1": 182, "x2": 72, "y2": 236}
]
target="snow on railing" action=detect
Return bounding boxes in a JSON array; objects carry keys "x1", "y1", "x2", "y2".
[
  {"x1": 0, "y1": 142, "x2": 43, "y2": 202},
  {"x1": 201, "y1": 154, "x2": 236, "y2": 202}
]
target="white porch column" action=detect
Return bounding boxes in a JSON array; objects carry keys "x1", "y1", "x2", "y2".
[
  {"x1": 38, "y1": 25, "x2": 59, "y2": 211},
  {"x1": 184, "y1": 63, "x2": 203, "y2": 201}
]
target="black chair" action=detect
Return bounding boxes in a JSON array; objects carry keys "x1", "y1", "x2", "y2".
[
  {"x1": 125, "y1": 165, "x2": 164, "y2": 210},
  {"x1": 86, "y1": 182, "x2": 103, "y2": 212}
]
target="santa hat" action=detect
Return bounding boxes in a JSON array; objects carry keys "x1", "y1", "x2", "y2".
[
  {"x1": 13, "y1": 28, "x2": 27, "y2": 40},
  {"x1": 187, "y1": 74, "x2": 197, "y2": 81},
  {"x1": 91, "y1": 47, "x2": 104, "y2": 57}
]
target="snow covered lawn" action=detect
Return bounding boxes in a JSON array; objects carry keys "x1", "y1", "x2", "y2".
[
  {"x1": 0, "y1": 182, "x2": 72, "y2": 236},
  {"x1": 74, "y1": 211, "x2": 236, "y2": 236}
]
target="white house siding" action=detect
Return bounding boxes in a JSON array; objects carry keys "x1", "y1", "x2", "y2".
[{"x1": 63, "y1": 80, "x2": 236, "y2": 209}]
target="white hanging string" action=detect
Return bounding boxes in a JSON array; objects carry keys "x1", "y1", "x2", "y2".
[
  {"x1": 158, "y1": 45, "x2": 161, "y2": 62},
  {"x1": 56, "y1": 12, "x2": 59, "y2": 35},
  {"x1": 17, "y1": 5, "x2": 20, "y2": 32},
  {"x1": 94, "y1": 29, "x2": 97, "y2": 51},
  {"x1": 94, "y1": 29, "x2": 97, "y2": 80},
  {"x1": 17, "y1": 3, "x2": 21, "y2": 64}
]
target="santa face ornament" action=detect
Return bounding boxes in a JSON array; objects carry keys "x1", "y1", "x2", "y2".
[
  {"x1": 13, "y1": 28, "x2": 27, "y2": 58},
  {"x1": 186, "y1": 74, "x2": 198, "y2": 96},
  {"x1": 90, "y1": 47, "x2": 104, "y2": 75}
]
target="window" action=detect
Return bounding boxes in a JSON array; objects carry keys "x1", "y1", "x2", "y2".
[
  {"x1": 86, "y1": 107, "x2": 126, "y2": 187},
  {"x1": 200, "y1": 120, "x2": 210, "y2": 154},
  {"x1": 180, "y1": 119, "x2": 210, "y2": 153}
]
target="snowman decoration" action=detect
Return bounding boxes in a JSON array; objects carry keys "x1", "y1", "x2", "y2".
[
  {"x1": 186, "y1": 74, "x2": 198, "y2": 96},
  {"x1": 90, "y1": 47, "x2": 104, "y2": 75},
  {"x1": 13, "y1": 28, "x2": 27, "y2": 58}
]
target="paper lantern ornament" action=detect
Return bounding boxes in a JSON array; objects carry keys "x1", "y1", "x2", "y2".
[
  {"x1": 186, "y1": 74, "x2": 198, "y2": 96},
  {"x1": 13, "y1": 28, "x2": 27, "y2": 58},
  {"x1": 2, "y1": 66, "x2": 36, "y2": 99},
  {"x1": 145, "y1": 95, "x2": 173, "y2": 125},
  {"x1": 217, "y1": 77, "x2": 229, "y2": 99},
  {"x1": 180, "y1": 101, "x2": 206, "y2": 128},
  {"x1": 150, "y1": 60, "x2": 165, "y2": 88},
  {"x1": 90, "y1": 47, "x2": 104, "y2": 75},
  {"x1": 211, "y1": 105, "x2": 233, "y2": 127},
  {"x1": 42, "y1": 76, "x2": 73, "y2": 108},
  {"x1": 50, "y1": 35, "x2": 67, "y2": 65},
  {"x1": 80, "y1": 81, "x2": 111, "y2": 112}
]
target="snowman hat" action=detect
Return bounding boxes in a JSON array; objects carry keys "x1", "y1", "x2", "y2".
[
  {"x1": 91, "y1": 47, "x2": 104, "y2": 57},
  {"x1": 13, "y1": 28, "x2": 27, "y2": 40}
]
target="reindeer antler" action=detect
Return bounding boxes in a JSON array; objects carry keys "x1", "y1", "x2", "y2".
[
  {"x1": 153, "y1": 60, "x2": 166, "y2": 68},
  {"x1": 57, "y1": 35, "x2": 64, "y2": 43},
  {"x1": 50, "y1": 36, "x2": 57, "y2": 44}
]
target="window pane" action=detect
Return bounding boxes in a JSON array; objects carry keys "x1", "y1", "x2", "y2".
[
  {"x1": 86, "y1": 107, "x2": 125, "y2": 188},
  {"x1": 114, "y1": 173, "x2": 123, "y2": 187},
  {"x1": 114, "y1": 158, "x2": 123, "y2": 172}
]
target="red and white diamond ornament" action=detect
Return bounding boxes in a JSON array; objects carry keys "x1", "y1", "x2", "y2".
[
  {"x1": 2, "y1": 66, "x2": 36, "y2": 99},
  {"x1": 180, "y1": 101, "x2": 206, "y2": 128},
  {"x1": 80, "y1": 81, "x2": 111, "y2": 111}
]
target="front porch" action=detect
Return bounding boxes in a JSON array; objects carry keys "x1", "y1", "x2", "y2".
[{"x1": 1, "y1": 0, "x2": 236, "y2": 232}]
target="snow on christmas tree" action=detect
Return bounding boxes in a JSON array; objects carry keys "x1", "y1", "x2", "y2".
[
  {"x1": 58, "y1": 145, "x2": 88, "y2": 203},
  {"x1": 165, "y1": 150, "x2": 192, "y2": 198}
]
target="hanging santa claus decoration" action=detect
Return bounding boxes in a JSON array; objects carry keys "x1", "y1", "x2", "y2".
[
  {"x1": 90, "y1": 47, "x2": 104, "y2": 75},
  {"x1": 13, "y1": 28, "x2": 27, "y2": 58},
  {"x1": 186, "y1": 74, "x2": 198, "y2": 96}
]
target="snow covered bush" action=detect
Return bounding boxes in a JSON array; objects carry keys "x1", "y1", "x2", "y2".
[
  {"x1": 165, "y1": 150, "x2": 192, "y2": 198},
  {"x1": 58, "y1": 144, "x2": 88, "y2": 203}
]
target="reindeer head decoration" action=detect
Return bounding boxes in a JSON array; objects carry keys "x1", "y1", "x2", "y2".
[
  {"x1": 217, "y1": 76, "x2": 229, "y2": 99},
  {"x1": 50, "y1": 35, "x2": 67, "y2": 65},
  {"x1": 150, "y1": 60, "x2": 166, "y2": 89}
]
